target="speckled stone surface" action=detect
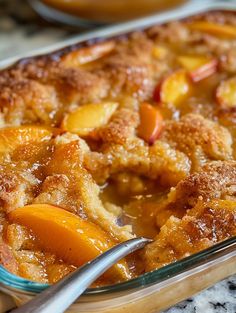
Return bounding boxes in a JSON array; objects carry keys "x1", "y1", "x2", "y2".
[
  {"x1": 0, "y1": 1, "x2": 235, "y2": 312},
  {"x1": 165, "y1": 277, "x2": 236, "y2": 313}
]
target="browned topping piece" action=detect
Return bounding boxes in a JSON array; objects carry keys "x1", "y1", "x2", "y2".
[
  {"x1": 145, "y1": 199, "x2": 236, "y2": 271},
  {"x1": 154, "y1": 160, "x2": 236, "y2": 228},
  {"x1": 173, "y1": 161, "x2": 236, "y2": 207},
  {"x1": 0, "y1": 78, "x2": 59, "y2": 126},
  {"x1": 33, "y1": 174, "x2": 84, "y2": 217},
  {"x1": 96, "y1": 108, "x2": 139, "y2": 144},
  {"x1": 95, "y1": 33, "x2": 157, "y2": 100},
  {"x1": 0, "y1": 238, "x2": 18, "y2": 274},
  {"x1": 0, "y1": 167, "x2": 37, "y2": 214},
  {"x1": 102, "y1": 54, "x2": 154, "y2": 99},
  {"x1": 161, "y1": 114, "x2": 233, "y2": 169},
  {"x1": 46, "y1": 67, "x2": 109, "y2": 106},
  {"x1": 148, "y1": 21, "x2": 190, "y2": 43},
  {"x1": 85, "y1": 139, "x2": 190, "y2": 186}
]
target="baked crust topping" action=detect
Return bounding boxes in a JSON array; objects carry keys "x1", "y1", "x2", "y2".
[{"x1": 0, "y1": 12, "x2": 236, "y2": 285}]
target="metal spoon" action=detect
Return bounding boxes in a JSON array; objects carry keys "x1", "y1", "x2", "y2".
[{"x1": 11, "y1": 237, "x2": 152, "y2": 313}]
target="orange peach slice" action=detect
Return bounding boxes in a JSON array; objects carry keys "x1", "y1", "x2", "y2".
[
  {"x1": 152, "y1": 45, "x2": 168, "y2": 59},
  {"x1": 154, "y1": 70, "x2": 191, "y2": 105},
  {"x1": 188, "y1": 21, "x2": 236, "y2": 38},
  {"x1": 62, "y1": 102, "x2": 118, "y2": 136},
  {"x1": 9, "y1": 204, "x2": 130, "y2": 280},
  {"x1": 0, "y1": 126, "x2": 54, "y2": 156},
  {"x1": 138, "y1": 103, "x2": 163, "y2": 144},
  {"x1": 177, "y1": 55, "x2": 218, "y2": 82},
  {"x1": 216, "y1": 77, "x2": 236, "y2": 108},
  {"x1": 61, "y1": 41, "x2": 115, "y2": 67}
]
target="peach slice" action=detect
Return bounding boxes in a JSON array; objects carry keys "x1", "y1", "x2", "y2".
[
  {"x1": 62, "y1": 102, "x2": 118, "y2": 136},
  {"x1": 138, "y1": 103, "x2": 163, "y2": 144},
  {"x1": 216, "y1": 76, "x2": 236, "y2": 108},
  {"x1": 61, "y1": 41, "x2": 115, "y2": 67},
  {"x1": 152, "y1": 45, "x2": 168, "y2": 59},
  {"x1": 0, "y1": 126, "x2": 54, "y2": 156},
  {"x1": 154, "y1": 70, "x2": 191, "y2": 105},
  {"x1": 188, "y1": 21, "x2": 236, "y2": 38},
  {"x1": 9, "y1": 204, "x2": 130, "y2": 281},
  {"x1": 177, "y1": 55, "x2": 218, "y2": 82}
]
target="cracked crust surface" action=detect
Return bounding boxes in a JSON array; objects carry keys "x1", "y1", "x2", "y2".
[
  {"x1": 84, "y1": 139, "x2": 190, "y2": 186},
  {"x1": 145, "y1": 199, "x2": 236, "y2": 271},
  {"x1": 0, "y1": 166, "x2": 38, "y2": 213},
  {"x1": 0, "y1": 78, "x2": 59, "y2": 126},
  {"x1": 154, "y1": 160, "x2": 236, "y2": 230},
  {"x1": 0, "y1": 11, "x2": 236, "y2": 284},
  {"x1": 161, "y1": 114, "x2": 233, "y2": 170},
  {"x1": 173, "y1": 161, "x2": 236, "y2": 207},
  {"x1": 97, "y1": 108, "x2": 139, "y2": 144}
]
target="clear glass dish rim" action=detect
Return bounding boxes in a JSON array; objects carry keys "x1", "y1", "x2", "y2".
[{"x1": 0, "y1": 237, "x2": 235, "y2": 296}]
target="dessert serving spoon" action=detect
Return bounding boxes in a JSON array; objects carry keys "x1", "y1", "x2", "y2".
[{"x1": 11, "y1": 237, "x2": 152, "y2": 313}]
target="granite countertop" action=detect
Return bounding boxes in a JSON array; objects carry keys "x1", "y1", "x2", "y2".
[{"x1": 0, "y1": 1, "x2": 235, "y2": 312}]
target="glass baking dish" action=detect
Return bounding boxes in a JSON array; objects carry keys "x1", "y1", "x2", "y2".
[
  {"x1": 0, "y1": 238, "x2": 235, "y2": 312},
  {"x1": 0, "y1": 1, "x2": 236, "y2": 312}
]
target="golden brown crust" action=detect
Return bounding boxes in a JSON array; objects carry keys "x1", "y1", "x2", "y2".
[
  {"x1": 148, "y1": 21, "x2": 190, "y2": 43},
  {"x1": 161, "y1": 114, "x2": 233, "y2": 170},
  {"x1": 97, "y1": 108, "x2": 139, "y2": 144},
  {"x1": 174, "y1": 161, "x2": 236, "y2": 206},
  {"x1": 153, "y1": 160, "x2": 236, "y2": 230},
  {"x1": 85, "y1": 139, "x2": 190, "y2": 186},
  {"x1": 33, "y1": 174, "x2": 87, "y2": 217},
  {"x1": 0, "y1": 78, "x2": 59, "y2": 126},
  {"x1": 193, "y1": 11, "x2": 236, "y2": 26},
  {"x1": 0, "y1": 238, "x2": 18, "y2": 274},
  {"x1": 46, "y1": 67, "x2": 109, "y2": 106},
  {"x1": 156, "y1": 160, "x2": 236, "y2": 227},
  {"x1": 145, "y1": 199, "x2": 236, "y2": 271},
  {"x1": 1, "y1": 11, "x2": 236, "y2": 284},
  {"x1": 0, "y1": 167, "x2": 37, "y2": 213},
  {"x1": 94, "y1": 32, "x2": 158, "y2": 100},
  {"x1": 100, "y1": 54, "x2": 153, "y2": 99}
]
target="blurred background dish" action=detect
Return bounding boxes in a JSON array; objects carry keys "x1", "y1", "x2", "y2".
[{"x1": 29, "y1": 0, "x2": 187, "y2": 27}]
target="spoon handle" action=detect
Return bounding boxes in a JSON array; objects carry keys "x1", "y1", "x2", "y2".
[{"x1": 11, "y1": 237, "x2": 151, "y2": 313}]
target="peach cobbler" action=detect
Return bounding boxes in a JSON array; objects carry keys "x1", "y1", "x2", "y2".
[{"x1": 0, "y1": 12, "x2": 236, "y2": 286}]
